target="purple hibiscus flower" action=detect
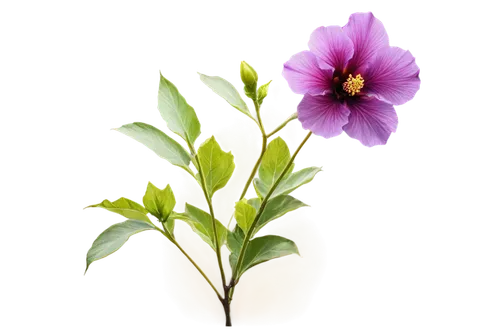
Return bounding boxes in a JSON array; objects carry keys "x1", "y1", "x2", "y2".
[{"x1": 283, "y1": 12, "x2": 420, "y2": 147}]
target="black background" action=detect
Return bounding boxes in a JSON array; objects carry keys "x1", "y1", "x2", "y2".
[{"x1": 71, "y1": 2, "x2": 439, "y2": 331}]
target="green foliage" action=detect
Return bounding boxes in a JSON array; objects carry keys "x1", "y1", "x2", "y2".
[
  {"x1": 244, "y1": 235, "x2": 300, "y2": 273},
  {"x1": 83, "y1": 195, "x2": 153, "y2": 224},
  {"x1": 113, "y1": 121, "x2": 194, "y2": 177},
  {"x1": 141, "y1": 180, "x2": 177, "y2": 221},
  {"x1": 85, "y1": 220, "x2": 158, "y2": 269},
  {"x1": 258, "y1": 137, "x2": 294, "y2": 187},
  {"x1": 227, "y1": 226, "x2": 297, "y2": 281},
  {"x1": 196, "y1": 137, "x2": 235, "y2": 198},
  {"x1": 257, "y1": 78, "x2": 274, "y2": 105},
  {"x1": 85, "y1": 70, "x2": 319, "y2": 325},
  {"x1": 156, "y1": 73, "x2": 203, "y2": 147},
  {"x1": 272, "y1": 167, "x2": 321, "y2": 197},
  {"x1": 234, "y1": 199, "x2": 256, "y2": 235},
  {"x1": 183, "y1": 203, "x2": 227, "y2": 248},
  {"x1": 253, "y1": 195, "x2": 307, "y2": 236},
  {"x1": 196, "y1": 71, "x2": 257, "y2": 122}
]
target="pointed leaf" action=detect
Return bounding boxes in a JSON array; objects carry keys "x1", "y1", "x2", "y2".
[
  {"x1": 198, "y1": 73, "x2": 253, "y2": 120},
  {"x1": 271, "y1": 165, "x2": 321, "y2": 198},
  {"x1": 247, "y1": 197, "x2": 261, "y2": 211},
  {"x1": 85, "y1": 219, "x2": 157, "y2": 273},
  {"x1": 165, "y1": 211, "x2": 189, "y2": 236},
  {"x1": 232, "y1": 235, "x2": 299, "y2": 279},
  {"x1": 143, "y1": 182, "x2": 175, "y2": 222},
  {"x1": 158, "y1": 73, "x2": 201, "y2": 145},
  {"x1": 228, "y1": 226, "x2": 244, "y2": 272},
  {"x1": 257, "y1": 80, "x2": 272, "y2": 105},
  {"x1": 254, "y1": 136, "x2": 293, "y2": 197},
  {"x1": 114, "y1": 122, "x2": 192, "y2": 174},
  {"x1": 182, "y1": 218, "x2": 215, "y2": 249},
  {"x1": 253, "y1": 195, "x2": 307, "y2": 236},
  {"x1": 196, "y1": 137, "x2": 235, "y2": 198},
  {"x1": 86, "y1": 197, "x2": 150, "y2": 223},
  {"x1": 234, "y1": 199, "x2": 256, "y2": 235},
  {"x1": 178, "y1": 204, "x2": 228, "y2": 251}
]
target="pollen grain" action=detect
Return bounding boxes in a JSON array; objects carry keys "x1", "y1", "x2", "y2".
[{"x1": 342, "y1": 74, "x2": 364, "y2": 96}]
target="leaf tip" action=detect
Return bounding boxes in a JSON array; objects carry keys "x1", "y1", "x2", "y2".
[
  {"x1": 156, "y1": 67, "x2": 165, "y2": 79},
  {"x1": 80, "y1": 202, "x2": 97, "y2": 213}
]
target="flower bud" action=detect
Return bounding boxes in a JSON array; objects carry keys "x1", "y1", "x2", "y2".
[
  {"x1": 257, "y1": 80, "x2": 272, "y2": 105},
  {"x1": 240, "y1": 61, "x2": 258, "y2": 100}
]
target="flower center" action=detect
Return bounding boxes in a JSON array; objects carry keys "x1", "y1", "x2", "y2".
[{"x1": 342, "y1": 74, "x2": 364, "y2": 96}]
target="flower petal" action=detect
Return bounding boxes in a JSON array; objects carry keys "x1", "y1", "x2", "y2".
[
  {"x1": 362, "y1": 47, "x2": 420, "y2": 105},
  {"x1": 308, "y1": 26, "x2": 354, "y2": 71},
  {"x1": 283, "y1": 51, "x2": 332, "y2": 95},
  {"x1": 298, "y1": 94, "x2": 350, "y2": 138},
  {"x1": 343, "y1": 12, "x2": 389, "y2": 71},
  {"x1": 343, "y1": 97, "x2": 398, "y2": 147}
]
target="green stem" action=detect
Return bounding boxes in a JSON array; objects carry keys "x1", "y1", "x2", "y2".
[
  {"x1": 229, "y1": 131, "x2": 313, "y2": 289},
  {"x1": 157, "y1": 228, "x2": 222, "y2": 299},
  {"x1": 187, "y1": 142, "x2": 227, "y2": 289},
  {"x1": 266, "y1": 112, "x2": 298, "y2": 138},
  {"x1": 236, "y1": 110, "x2": 297, "y2": 204},
  {"x1": 239, "y1": 130, "x2": 267, "y2": 202},
  {"x1": 253, "y1": 100, "x2": 266, "y2": 135},
  {"x1": 241, "y1": 100, "x2": 266, "y2": 200}
]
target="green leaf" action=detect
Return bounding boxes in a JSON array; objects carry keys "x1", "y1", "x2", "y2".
[
  {"x1": 141, "y1": 179, "x2": 177, "y2": 221},
  {"x1": 85, "y1": 219, "x2": 157, "y2": 273},
  {"x1": 247, "y1": 197, "x2": 261, "y2": 211},
  {"x1": 158, "y1": 73, "x2": 201, "y2": 145},
  {"x1": 198, "y1": 73, "x2": 253, "y2": 120},
  {"x1": 178, "y1": 204, "x2": 228, "y2": 251},
  {"x1": 271, "y1": 165, "x2": 322, "y2": 198},
  {"x1": 141, "y1": 180, "x2": 177, "y2": 221},
  {"x1": 182, "y1": 219, "x2": 215, "y2": 249},
  {"x1": 254, "y1": 136, "x2": 293, "y2": 197},
  {"x1": 163, "y1": 216, "x2": 176, "y2": 237},
  {"x1": 253, "y1": 195, "x2": 307, "y2": 236},
  {"x1": 231, "y1": 235, "x2": 299, "y2": 279},
  {"x1": 196, "y1": 137, "x2": 235, "y2": 198},
  {"x1": 114, "y1": 122, "x2": 193, "y2": 175},
  {"x1": 227, "y1": 224, "x2": 246, "y2": 274},
  {"x1": 257, "y1": 80, "x2": 272, "y2": 105},
  {"x1": 86, "y1": 197, "x2": 151, "y2": 223},
  {"x1": 234, "y1": 199, "x2": 256, "y2": 235},
  {"x1": 165, "y1": 211, "x2": 189, "y2": 236}
]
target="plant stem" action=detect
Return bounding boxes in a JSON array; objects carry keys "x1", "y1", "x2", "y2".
[
  {"x1": 187, "y1": 142, "x2": 227, "y2": 289},
  {"x1": 240, "y1": 100, "x2": 267, "y2": 201},
  {"x1": 157, "y1": 228, "x2": 222, "y2": 299},
  {"x1": 237, "y1": 110, "x2": 298, "y2": 202},
  {"x1": 229, "y1": 131, "x2": 313, "y2": 289},
  {"x1": 266, "y1": 112, "x2": 298, "y2": 138},
  {"x1": 238, "y1": 128, "x2": 267, "y2": 202},
  {"x1": 222, "y1": 286, "x2": 232, "y2": 326},
  {"x1": 253, "y1": 100, "x2": 266, "y2": 135}
]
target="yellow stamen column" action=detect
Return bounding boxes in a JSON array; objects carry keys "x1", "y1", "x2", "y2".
[{"x1": 342, "y1": 74, "x2": 365, "y2": 96}]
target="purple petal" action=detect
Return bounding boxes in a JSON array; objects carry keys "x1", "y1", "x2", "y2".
[
  {"x1": 283, "y1": 51, "x2": 333, "y2": 95},
  {"x1": 298, "y1": 94, "x2": 350, "y2": 138},
  {"x1": 308, "y1": 26, "x2": 354, "y2": 71},
  {"x1": 343, "y1": 97, "x2": 398, "y2": 147},
  {"x1": 362, "y1": 47, "x2": 420, "y2": 105},
  {"x1": 343, "y1": 12, "x2": 389, "y2": 71}
]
